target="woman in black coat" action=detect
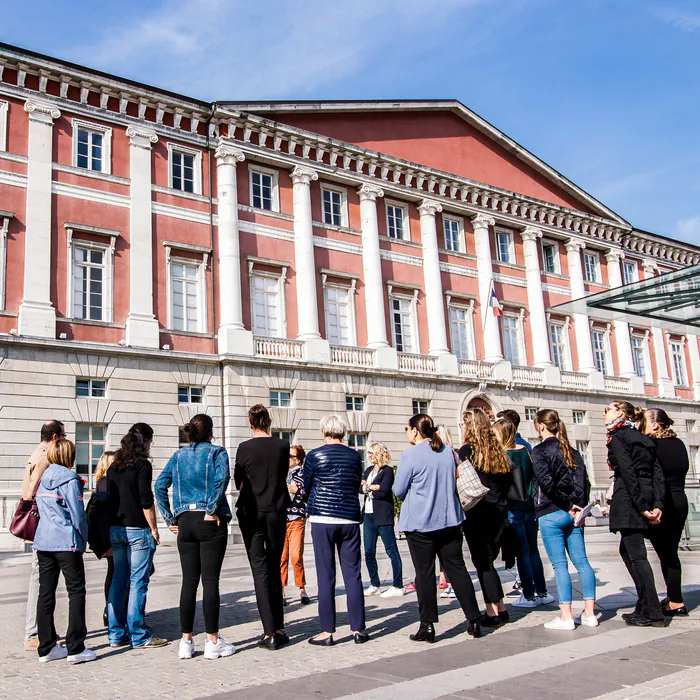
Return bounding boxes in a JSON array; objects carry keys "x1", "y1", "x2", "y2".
[
  {"x1": 361, "y1": 443, "x2": 403, "y2": 597},
  {"x1": 644, "y1": 409, "x2": 690, "y2": 616},
  {"x1": 605, "y1": 401, "x2": 665, "y2": 626}
]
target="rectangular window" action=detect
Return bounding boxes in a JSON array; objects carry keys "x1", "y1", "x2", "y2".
[
  {"x1": 171, "y1": 150, "x2": 195, "y2": 193},
  {"x1": 272, "y1": 430, "x2": 294, "y2": 443},
  {"x1": 251, "y1": 169, "x2": 274, "y2": 210},
  {"x1": 386, "y1": 203, "x2": 406, "y2": 240},
  {"x1": 583, "y1": 252, "x2": 599, "y2": 283},
  {"x1": 391, "y1": 297, "x2": 415, "y2": 353},
  {"x1": 76, "y1": 378, "x2": 106, "y2": 398},
  {"x1": 270, "y1": 390, "x2": 292, "y2": 408},
  {"x1": 443, "y1": 217, "x2": 461, "y2": 252},
  {"x1": 171, "y1": 262, "x2": 199, "y2": 332},
  {"x1": 542, "y1": 242, "x2": 558, "y2": 274},
  {"x1": 623, "y1": 261, "x2": 637, "y2": 285},
  {"x1": 347, "y1": 432, "x2": 368, "y2": 468},
  {"x1": 502, "y1": 316, "x2": 522, "y2": 365},
  {"x1": 72, "y1": 246, "x2": 105, "y2": 321},
  {"x1": 0, "y1": 100, "x2": 7, "y2": 151},
  {"x1": 449, "y1": 306, "x2": 475, "y2": 360},
  {"x1": 76, "y1": 127, "x2": 104, "y2": 172},
  {"x1": 252, "y1": 275, "x2": 282, "y2": 337},
  {"x1": 686, "y1": 419, "x2": 695, "y2": 433},
  {"x1": 690, "y1": 446, "x2": 700, "y2": 478},
  {"x1": 321, "y1": 188, "x2": 344, "y2": 227},
  {"x1": 572, "y1": 410, "x2": 586, "y2": 425},
  {"x1": 345, "y1": 395, "x2": 365, "y2": 412},
  {"x1": 524, "y1": 407, "x2": 537, "y2": 421},
  {"x1": 178, "y1": 386, "x2": 203, "y2": 404},
  {"x1": 325, "y1": 286, "x2": 352, "y2": 346},
  {"x1": 548, "y1": 323, "x2": 570, "y2": 371},
  {"x1": 75, "y1": 423, "x2": 106, "y2": 489},
  {"x1": 592, "y1": 329, "x2": 609, "y2": 374},
  {"x1": 496, "y1": 231, "x2": 513, "y2": 264},
  {"x1": 412, "y1": 399, "x2": 429, "y2": 416},
  {"x1": 576, "y1": 440, "x2": 592, "y2": 480},
  {"x1": 631, "y1": 335, "x2": 649, "y2": 380},
  {"x1": 670, "y1": 341, "x2": 688, "y2": 386}
]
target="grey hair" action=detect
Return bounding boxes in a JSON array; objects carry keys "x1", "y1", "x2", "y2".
[{"x1": 320, "y1": 414, "x2": 347, "y2": 439}]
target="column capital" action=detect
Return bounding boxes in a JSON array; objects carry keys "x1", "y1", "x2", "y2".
[
  {"x1": 521, "y1": 226, "x2": 543, "y2": 242},
  {"x1": 214, "y1": 144, "x2": 245, "y2": 164},
  {"x1": 472, "y1": 213, "x2": 495, "y2": 229},
  {"x1": 605, "y1": 248, "x2": 625, "y2": 263},
  {"x1": 126, "y1": 124, "x2": 158, "y2": 147},
  {"x1": 290, "y1": 164, "x2": 318, "y2": 186},
  {"x1": 565, "y1": 238, "x2": 586, "y2": 253},
  {"x1": 24, "y1": 100, "x2": 60, "y2": 122},
  {"x1": 357, "y1": 183, "x2": 384, "y2": 201},
  {"x1": 642, "y1": 259, "x2": 659, "y2": 274},
  {"x1": 417, "y1": 198, "x2": 443, "y2": 217}
]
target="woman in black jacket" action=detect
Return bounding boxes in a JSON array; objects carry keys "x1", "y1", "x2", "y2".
[
  {"x1": 605, "y1": 401, "x2": 665, "y2": 627},
  {"x1": 532, "y1": 409, "x2": 597, "y2": 631},
  {"x1": 362, "y1": 443, "x2": 403, "y2": 597},
  {"x1": 644, "y1": 408, "x2": 689, "y2": 616},
  {"x1": 235, "y1": 404, "x2": 291, "y2": 650}
]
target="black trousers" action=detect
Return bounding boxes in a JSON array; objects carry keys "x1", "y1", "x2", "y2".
[
  {"x1": 177, "y1": 512, "x2": 229, "y2": 635},
  {"x1": 619, "y1": 529, "x2": 663, "y2": 620},
  {"x1": 649, "y1": 495, "x2": 688, "y2": 604},
  {"x1": 238, "y1": 510, "x2": 286, "y2": 635},
  {"x1": 406, "y1": 526, "x2": 481, "y2": 624},
  {"x1": 462, "y1": 514, "x2": 505, "y2": 605},
  {"x1": 36, "y1": 551, "x2": 87, "y2": 657}
]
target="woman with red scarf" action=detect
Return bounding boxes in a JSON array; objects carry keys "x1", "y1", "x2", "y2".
[{"x1": 605, "y1": 401, "x2": 665, "y2": 627}]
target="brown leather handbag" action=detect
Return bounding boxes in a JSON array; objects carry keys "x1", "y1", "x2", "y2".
[{"x1": 10, "y1": 498, "x2": 40, "y2": 542}]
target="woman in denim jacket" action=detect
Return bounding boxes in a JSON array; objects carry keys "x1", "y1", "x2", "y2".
[{"x1": 155, "y1": 414, "x2": 233, "y2": 660}]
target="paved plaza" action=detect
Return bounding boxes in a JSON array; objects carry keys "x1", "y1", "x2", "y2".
[{"x1": 1, "y1": 529, "x2": 699, "y2": 700}]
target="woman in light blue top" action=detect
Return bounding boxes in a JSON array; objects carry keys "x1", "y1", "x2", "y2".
[{"x1": 393, "y1": 414, "x2": 482, "y2": 642}]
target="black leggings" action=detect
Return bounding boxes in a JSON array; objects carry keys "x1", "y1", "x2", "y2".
[
  {"x1": 462, "y1": 511, "x2": 505, "y2": 606},
  {"x1": 619, "y1": 529, "x2": 663, "y2": 620},
  {"x1": 649, "y1": 497, "x2": 688, "y2": 604},
  {"x1": 177, "y1": 512, "x2": 228, "y2": 635}
]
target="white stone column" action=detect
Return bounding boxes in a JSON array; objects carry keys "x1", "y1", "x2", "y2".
[
  {"x1": 687, "y1": 334, "x2": 700, "y2": 401},
  {"x1": 215, "y1": 145, "x2": 253, "y2": 355},
  {"x1": 358, "y1": 184, "x2": 397, "y2": 369},
  {"x1": 565, "y1": 239, "x2": 598, "y2": 378},
  {"x1": 18, "y1": 100, "x2": 60, "y2": 338},
  {"x1": 291, "y1": 165, "x2": 329, "y2": 362},
  {"x1": 472, "y1": 214, "x2": 505, "y2": 367},
  {"x1": 522, "y1": 227, "x2": 551, "y2": 367},
  {"x1": 125, "y1": 125, "x2": 160, "y2": 348},
  {"x1": 605, "y1": 249, "x2": 643, "y2": 392}
]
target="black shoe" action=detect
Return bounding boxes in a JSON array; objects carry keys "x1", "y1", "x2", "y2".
[
  {"x1": 467, "y1": 620, "x2": 482, "y2": 638},
  {"x1": 103, "y1": 608, "x2": 108, "y2": 627},
  {"x1": 621, "y1": 611, "x2": 640, "y2": 621},
  {"x1": 276, "y1": 631, "x2": 290, "y2": 646},
  {"x1": 308, "y1": 634, "x2": 334, "y2": 647},
  {"x1": 664, "y1": 605, "x2": 688, "y2": 616},
  {"x1": 409, "y1": 623, "x2": 435, "y2": 643},
  {"x1": 258, "y1": 634, "x2": 285, "y2": 651},
  {"x1": 283, "y1": 598, "x2": 289, "y2": 607},
  {"x1": 625, "y1": 616, "x2": 665, "y2": 628},
  {"x1": 354, "y1": 632, "x2": 370, "y2": 645},
  {"x1": 499, "y1": 610, "x2": 510, "y2": 624},
  {"x1": 481, "y1": 614, "x2": 501, "y2": 629},
  {"x1": 300, "y1": 596, "x2": 311, "y2": 605}
]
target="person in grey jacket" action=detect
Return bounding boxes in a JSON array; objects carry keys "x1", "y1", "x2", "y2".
[{"x1": 33, "y1": 439, "x2": 95, "y2": 665}]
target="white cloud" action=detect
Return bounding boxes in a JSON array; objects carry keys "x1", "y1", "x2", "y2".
[
  {"x1": 651, "y1": 4, "x2": 700, "y2": 32},
  {"x1": 67, "y1": 0, "x2": 498, "y2": 100},
  {"x1": 676, "y1": 215, "x2": 700, "y2": 244}
]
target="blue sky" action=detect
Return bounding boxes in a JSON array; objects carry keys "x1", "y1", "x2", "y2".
[{"x1": 3, "y1": 0, "x2": 700, "y2": 244}]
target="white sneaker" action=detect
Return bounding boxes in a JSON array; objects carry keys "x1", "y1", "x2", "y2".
[
  {"x1": 204, "y1": 636, "x2": 236, "y2": 660},
  {"x1": 537, "y1": 592, "x2": 556, "y2": 606},
  {"x1": 178, "y1": 638, "x2": 194, "y2": 659},
  {"x1": 67, "y1": 648, "x2": 96, "y2": 664},
  {"x1": 512, "y1": 593, "x2": 538, "y2": 608},
  {"x1": 440, "y1": 586, "x2": 456, "y2": 599},
  {"x1": 380, "y1": 586, "x2": 405, "y2": 598},
  {"x1": 364, "y1": 585, "x2": 380, "y2": 597},
  {"x1": 38, "y1": 644, "x2": 68, "y2": 663},
  {"x1": 544, "y1": 616, "x2": 576, "y2": 631},
  {"x1": 579, "y1": 613, "x2": 599, "y2": 627}
]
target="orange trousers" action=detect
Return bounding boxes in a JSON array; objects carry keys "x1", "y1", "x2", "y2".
[{"x1": 280, "y1": 518, "x2": 306, "y2": 588}]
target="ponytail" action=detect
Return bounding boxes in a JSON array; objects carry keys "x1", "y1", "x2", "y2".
[
  {"x1": 611, "y1": 400, "x2": 647, "y2": 433},
  {"x1": 408, "y1": 414, "x2": 443, "y2": 453},
  {"x1": 535, "y1": 409, "x2": 576, "y2": 469}
]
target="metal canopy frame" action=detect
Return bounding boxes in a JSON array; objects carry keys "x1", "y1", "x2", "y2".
[{"x1": 551, "y1": 264, "x2": 700, "y2": 335}]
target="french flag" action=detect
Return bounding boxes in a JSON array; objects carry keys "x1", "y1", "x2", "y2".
[{"x1": 489, "y1": 284, "x2": 503, "y2": 317}]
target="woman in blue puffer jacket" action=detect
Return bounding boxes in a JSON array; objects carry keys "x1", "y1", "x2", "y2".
[{"x1": 33, "y1": 438, "x2": 95, "y2": 665}]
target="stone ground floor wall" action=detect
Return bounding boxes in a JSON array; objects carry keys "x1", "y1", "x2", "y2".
[{"x1": 1, "y1": 337, "x2": 699, "y2": 548}]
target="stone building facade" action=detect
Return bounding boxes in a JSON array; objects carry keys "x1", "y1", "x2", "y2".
[{"x1": 0, "y1": 43, "x2": 699, "y2": 544}]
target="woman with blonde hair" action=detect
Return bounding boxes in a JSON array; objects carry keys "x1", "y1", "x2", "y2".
[
  {"x1": 532, "y1": 409, "x2": 596, "y2": 630},
  {"x1": 459, "y1": 408, "x2": 513, "y2": 627},
  {"x1": 33, "y1": 439, "x2": 95, "y2": 664},
  {"x1": 362, "y1": 442, "x2": 403, "y2": 598}
]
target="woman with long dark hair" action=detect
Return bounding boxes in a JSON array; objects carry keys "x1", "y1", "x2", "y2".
[
  {"x1": 532, "y1": 409, "x2": 597, "y2": 631},
  {"x1": 459, "y1": 408, "x2": 512, "y2": 627},
  {"x1": 394, "y1": 414, "x2": 482, "y2": 642},
  {"x1": 644, "y1": 409, "x2": 689, "y2": 616},
  {"x1": 107, "y1": 423, "x2": 167, "y2": 649},
  {"x1": 155, "y1": 414, "x2": 234, "y2": 659}
]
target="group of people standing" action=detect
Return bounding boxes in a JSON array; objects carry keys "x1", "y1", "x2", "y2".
[{"x1": 20, "y1": 395, "x2": 690, "y2": 663}]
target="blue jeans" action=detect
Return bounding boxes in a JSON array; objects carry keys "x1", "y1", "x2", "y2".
[
  {"x1": 539, "y1": 510, "x2": 596, "y2": 605},
  {"x1": 508, "y1": 510, "x2": 547, "y2": 599},
  {"x1": 108, "y1": 526, "x2": 156, "y2": 647},
  {"x1": 363, "y1": 514, "x2": 403, "y2": 589}
]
